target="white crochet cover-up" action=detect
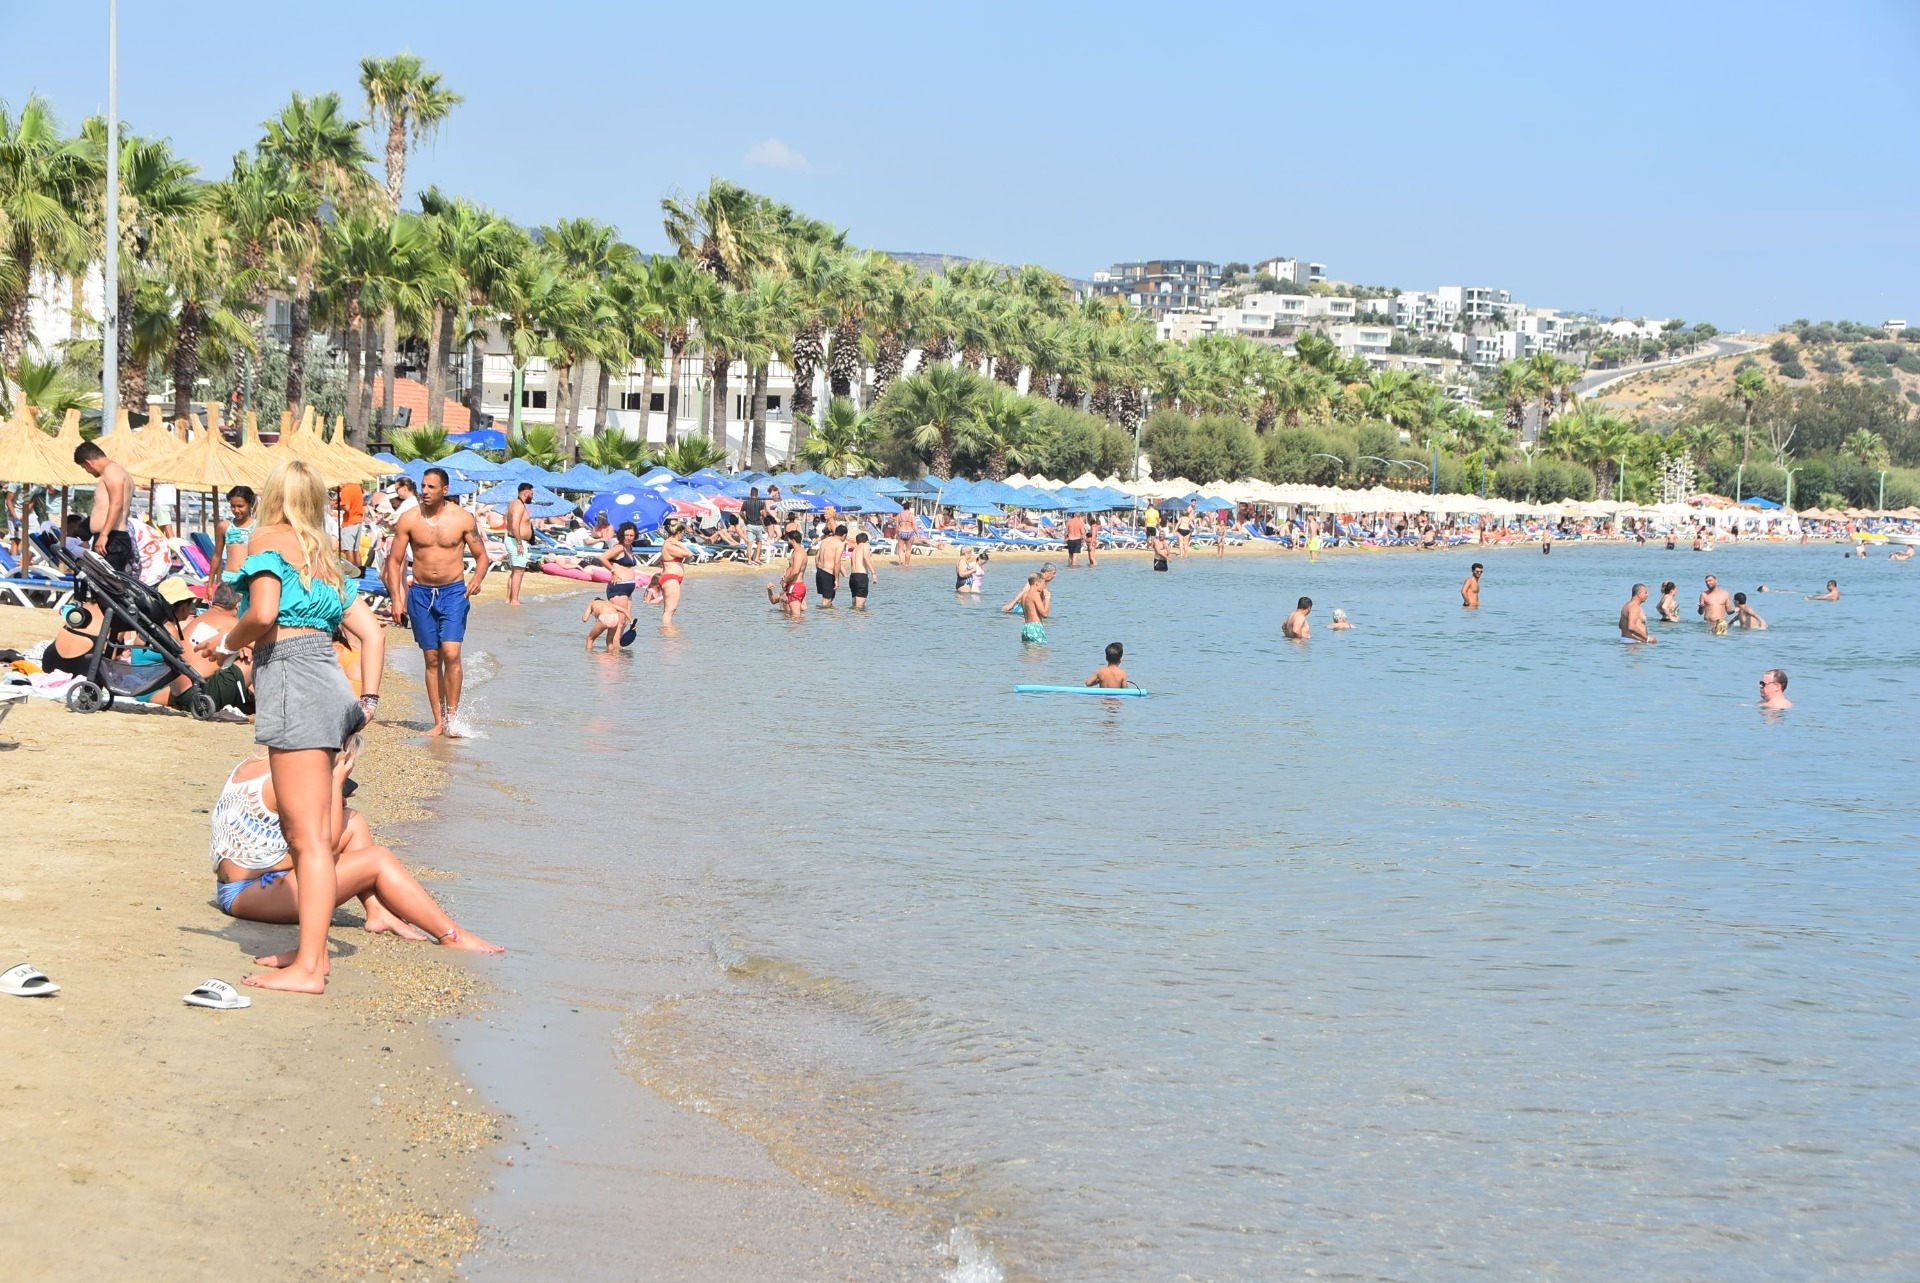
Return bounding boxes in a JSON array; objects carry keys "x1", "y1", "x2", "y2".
[{"x1": 208, "y1": 767, "x2": 290, "y2": 870}]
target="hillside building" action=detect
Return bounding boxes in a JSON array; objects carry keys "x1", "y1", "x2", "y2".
[{"x1": 1091, "y1": 259, "x2": 1223, "y2": 318}]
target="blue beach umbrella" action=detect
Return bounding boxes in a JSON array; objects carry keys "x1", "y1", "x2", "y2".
[
  {"x1": 582, "y1": 488, "x2": 671, "y2": 533},
  {"x1": 681, "y1": 468, "x2": 730, "y2": 490},
  {"x1": 439, "y1": 448, "x2": 506, "y2": 478},
  {"x1": 636, "y1": 465, "x2": 677, "y2": 486},
  {"x1": 400, "y1": 459, "x2": 477, "y2": 496},
  {"x1": 550, "y1": 463, "x2": 610, "y2": 492},
  {"x1": 372, "y1": 451, "x2": 404, "y2": 468},
  {"x1": 448, "y1": 428, "x2": 507, "y2": 450},
  {"x1": 599, "y1": 469, "x2": 644, "y2": 489}
]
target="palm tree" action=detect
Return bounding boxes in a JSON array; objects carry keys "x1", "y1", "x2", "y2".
[
  {"x1": 965, "y1": 384, "x2": 1041, "y2": 480},
  {"x1": 1842, "y1": 429, "x2": 1889, "y2": 465},
  {"x1": 155, "y1": 204, "x2": 254, "y2": 423},
  {"x1": 210, "y1": 150, "x2": 306, "y2": 415},
  {"x1": 0, "y1": 96, "x2": 93, "y2": 384},
  {"x1": 656, "y1": 436, "x2": 727, "y2": 475},
  {"x1": 734, "y1": 272, "x2": 795, "y2": 469},
  {"x1": 391, "y1": 424, "x2": 456, "y2": 461},
  {"x1": 12, "y1": 353, "x2": 98, "y2": 419},
  {"x1": 358, "y1": 53, "x2": 462, "y2": 216},
  {"x1": 422, "y1": 189, "x2": 517, "y2": 425},
  {"x1": 1674, "y1": 422, "x2": 1725, "y2": 470},
  {"x1": 783, "y1": 244, "x2": 845, "y2": 448},
  {"x1": 578, "y1": 431, "x2": 652, "y2": 470},
  {"x1": 660, "y1": 178, "x2": 778, "y2": 285},
  {"x1": 1526, "y1": 352, "x2": 1581, "y2": 435},
  {"x1": 877, "y1": 362, "x2": 985, "y2": 478},
  {"x1": 1489, "y1": 360, "x2": 1539, "y2": 443},
  {"x1": 1732, "y1": 365, "x2": 1767, "y2": 467},
  {"x1": 258, "y1": 91, "x2": 376, "y2": 414},
  {"x1": 795, "y1": 397, "x2": 879, "y2": 477}
]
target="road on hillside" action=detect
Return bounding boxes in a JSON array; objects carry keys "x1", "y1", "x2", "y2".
[{"x1": 1575, "y1": 337, "x2": 1759, "y2": 397}]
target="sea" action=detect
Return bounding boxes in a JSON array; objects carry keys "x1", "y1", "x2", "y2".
[{"x1": 405, "y1": 542, "x2": 1917, "y2": 1282}]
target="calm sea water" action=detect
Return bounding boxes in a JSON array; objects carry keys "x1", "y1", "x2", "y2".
[{"x1": 429, "y1": 543, "x2": 1918, "y2": 1282}]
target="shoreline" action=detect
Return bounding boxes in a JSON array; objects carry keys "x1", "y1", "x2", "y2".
[{"x1": 0, "y1": 609, "x2": 501, "y2": 1282}]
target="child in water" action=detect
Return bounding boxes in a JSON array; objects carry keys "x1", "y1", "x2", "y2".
[
  {"x1": 1085, "y1": 642, "x2": 1128, "y2": 689},
  {"x1": 583, "y1": 598, "x2": 627, "y2": 651},
  {"x1": 642, "y1": 572, "x2": 664, "y2": 606}
]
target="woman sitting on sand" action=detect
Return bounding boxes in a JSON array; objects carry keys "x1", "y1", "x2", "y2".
[{"x1": 211, "y1": 732, "x2": 501, "y2": 956}]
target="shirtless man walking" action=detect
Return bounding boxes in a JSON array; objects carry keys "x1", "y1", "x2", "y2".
[
  {"x1": 1461, "y1": 562, "x2": 1483, "y2": 608},
  {"x1": 1697, "y1": 573, "x2": 1732, "y2": 635},
  {"x1": 503, "y1": 481, "x2": 535, "y2": 606},
  {"x1": 383, "y1": 467, "x2": 490, "y2": 736},
  {"x1": 1619, "y1": 583, "x2": 1657, "y2": 643},
  {"x1": 812, "y1": 523, "x2": 847, "y2": 608},
  {"x1": 847, "y1": 532, "x2": 875, "y2": 609},
  {"x1": 72, "y1": 442, "x2": 135, "y2": 576}
]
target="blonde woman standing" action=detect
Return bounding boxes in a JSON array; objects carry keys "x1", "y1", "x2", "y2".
[{"x1": 196, "y1": 459, "x2": 385, "y2": 995}]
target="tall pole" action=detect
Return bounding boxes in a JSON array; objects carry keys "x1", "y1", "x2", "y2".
[
  {"x1": 101, "y1": 0, "x2": 119, "y2": 431},
  {"x1": 1879, "y1": 470, "x2": 1889, "y2": 511}
]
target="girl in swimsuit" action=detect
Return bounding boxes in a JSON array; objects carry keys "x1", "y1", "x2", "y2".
[
  {"x1": 218, "y1": 485, "x2": 257, "y2": 582},
  {"x1": 658, "y1": 520, "x2": 689, "y2": 630},
  {"x1": 956, "y1": 547, "x2": 978, "y2": 594}
]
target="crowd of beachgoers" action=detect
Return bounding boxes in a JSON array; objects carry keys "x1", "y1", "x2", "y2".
[{"x1": 2, "y1": 448, "x2": 1912, "y2": 1007}]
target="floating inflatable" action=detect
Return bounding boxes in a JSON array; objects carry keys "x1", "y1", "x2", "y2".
[
  {"x1": 540, "y1": 561, "x2": 612, "y2": 583},
  {"x1": 1013, "y1": 685, "x2": 1146, "y2": 697}
]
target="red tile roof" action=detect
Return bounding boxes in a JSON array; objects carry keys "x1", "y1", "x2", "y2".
[{"x1": 369, "y1": 376, "x2": 472, "y2": 433}]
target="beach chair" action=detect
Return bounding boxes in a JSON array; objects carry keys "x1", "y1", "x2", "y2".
[{"x1": 0, "y1": 547, "x2": 76, "y2": 610}]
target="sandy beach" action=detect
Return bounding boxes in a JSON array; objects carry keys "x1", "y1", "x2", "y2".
[{"x1": 0, "y1": 606, "x2": 499, "y2": 1283}]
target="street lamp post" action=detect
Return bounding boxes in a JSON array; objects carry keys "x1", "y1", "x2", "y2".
[
  {"x1": 1734, "y1": 463, "x2": 1744, "y2": 504},
  {"x1": 1879, "y1": 469, "x2": 1889, "y2": 511},
  {"x1": 101, "y1": 0, "x2": 119, "y2": 431}
]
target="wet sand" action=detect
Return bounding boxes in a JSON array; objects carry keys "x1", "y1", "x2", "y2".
[{"x1": 0, "y1": 607, "x2": 501, "y2": 1282}]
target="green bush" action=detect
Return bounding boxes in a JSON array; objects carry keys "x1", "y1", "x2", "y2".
[
  {"x1": 1492, "y1": 458, "x2": 1591, "y2": 502},
  {"x1": 1262, "y1": 424, "x2": 1350, "y2": 484}
]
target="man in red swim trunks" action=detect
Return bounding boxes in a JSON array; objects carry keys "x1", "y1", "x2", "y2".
[{"x1": 766, "y1": 530, "x2": 808, "y2": 619}]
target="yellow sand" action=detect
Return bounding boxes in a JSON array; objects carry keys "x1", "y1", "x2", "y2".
[{"x1": 0, "y1": 608, "x2": 497, "y2": 1283}]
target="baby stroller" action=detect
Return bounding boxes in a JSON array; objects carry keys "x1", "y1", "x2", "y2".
[{"x1": 31, "y1": 532, "x2": 219, "y2": 720}]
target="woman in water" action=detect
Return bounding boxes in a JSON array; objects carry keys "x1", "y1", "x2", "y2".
[
  {"x1": 658, "y1": 519, "x2": 690, "y2": 629},
  {"x1": 194, "y1": 459, "x2": 385, "y2": 994},
  {"x1": 1656, "y1": 581, "x2": 1679, "y2": 622},
  {"x1": 956, "y1": 546, "x2": 979, "y2": 594},
  {"x1": 217, "y1": 485, "x2": 256, "y2": 583},
  {"x1": 210, "y1": 732, "x2": 501, "y2": 955},
  {"x1": 596, "y1": 522, "x2": 642, "y2": 599}
]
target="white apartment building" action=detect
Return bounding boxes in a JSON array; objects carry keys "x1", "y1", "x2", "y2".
[
  {"x1": 1325, "y1": 324, "x2": 1393, "y2": 360},
  {"x1": 1396, "y1": 285, "x2": 1512, "y2": 331},
  {"x1": 1211, "y1": 293, "x2": 1358, "y2": 334},
  {"x1": 1156, "y1": 310, "x2": 1219, "y2": 343},
  {"x1": 1254, "y1": 256, "x2": 1327, "y2": 285},
  {"x1": 474, "y1": 334, "x2": 801, "y2": 457},
  {"x1": 1449, "y1": 330, "x2": 1521, "y2": 368},
  {"x1": 1513, "y1": 311, "x2": 1570, "y2": 355}
]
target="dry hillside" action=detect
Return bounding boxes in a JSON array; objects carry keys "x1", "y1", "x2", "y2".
[{"x1": 1596, "y1": 333, "x2": 1920, "y2": 425}]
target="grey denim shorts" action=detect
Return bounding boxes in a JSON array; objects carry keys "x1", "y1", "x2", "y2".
[{"x1": 253, "y1": 632, "x2": 366, "y2": 752}]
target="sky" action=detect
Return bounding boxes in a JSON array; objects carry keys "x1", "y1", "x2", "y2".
[{"x1": 4, "y1": 0, "x2": 1916, "y2": 330}]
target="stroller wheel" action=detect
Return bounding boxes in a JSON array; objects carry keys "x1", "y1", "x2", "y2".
[
  {"x1": 185, "y1": 691, "x2": 218, "y2": 722},
  {"x1": 65, "y1": 680, "x2": 110, "y2": 714}
]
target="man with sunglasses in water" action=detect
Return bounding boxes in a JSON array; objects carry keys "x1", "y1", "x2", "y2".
[{"x1": 1758, "y1": 669, "x2": 1791, "y2": 710}]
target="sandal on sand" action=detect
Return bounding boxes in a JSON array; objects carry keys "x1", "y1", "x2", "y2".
[
  {"x1": 183, "y1": 979, "x2": 251, "y2": 1010},
  {"x1": 2, "y1": 963, "x2": 59, "y2": 997}
]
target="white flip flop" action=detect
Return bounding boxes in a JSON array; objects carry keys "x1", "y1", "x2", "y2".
[
  {"x1": 183, "y1": 979, "x2": 250, "y2": 1010},
  {"x1": 2, "y1": 963, "x2": 60, "y2": 997}
]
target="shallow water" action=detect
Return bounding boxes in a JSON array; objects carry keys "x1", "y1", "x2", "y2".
[{"x1": 430, "y1": 544, "x2": 1918, "y2": 1282}]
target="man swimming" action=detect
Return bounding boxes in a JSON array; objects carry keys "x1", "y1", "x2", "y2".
[
  {"x1": 1732, "y1": 592, "x2": 1767, "y2": 629},
  {"x1": 1619, "y1": 583, "x2": 1657, "y2": 643},
  {"x1": 1282, "y1": 596, "x2": 1312, "y2": 639},
  {"x1": 1808, "y1": 579, "x2": 1840, "y2": 601},
  {"x1": 1085, "y1": 642, "x2": 1128, "y2": 689},
  {"x1": 1758, "y1": 668, "x2": 1792, "y2": 710},
  {"x1": 1697, "y1": 574, "x2": 1732, "y2": 635},
  {"x1": 1462, "y1": 563, "x2": 1483, "y2": 608},
  {"x1": 1003, "y1": 573, "x2": 1048, "y2": 644},
  {"x1": 847, "y1": 532, "x2": 875, "y2": 609}
]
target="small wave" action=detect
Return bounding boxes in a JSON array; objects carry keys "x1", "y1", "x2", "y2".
[
  {"x1": 943, "y1": 1225, "x2": 1006, "y2": 1283},
  {"x1": 444, "y1": 695, "x2": 490, "y2": 740}
]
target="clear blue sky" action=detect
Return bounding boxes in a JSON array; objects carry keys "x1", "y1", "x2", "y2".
[{"x1": 5, "y1": 0, "x2": 1916, "y2": 330}]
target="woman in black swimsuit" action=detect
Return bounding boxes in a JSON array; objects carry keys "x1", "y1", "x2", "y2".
[{"x1": 595, "y1": 522, "x2": 642, "y2": 623}]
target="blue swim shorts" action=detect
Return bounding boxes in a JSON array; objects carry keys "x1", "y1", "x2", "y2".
[{"x1": 408, "y1": 580, "x2": 470, "y2": 651}]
